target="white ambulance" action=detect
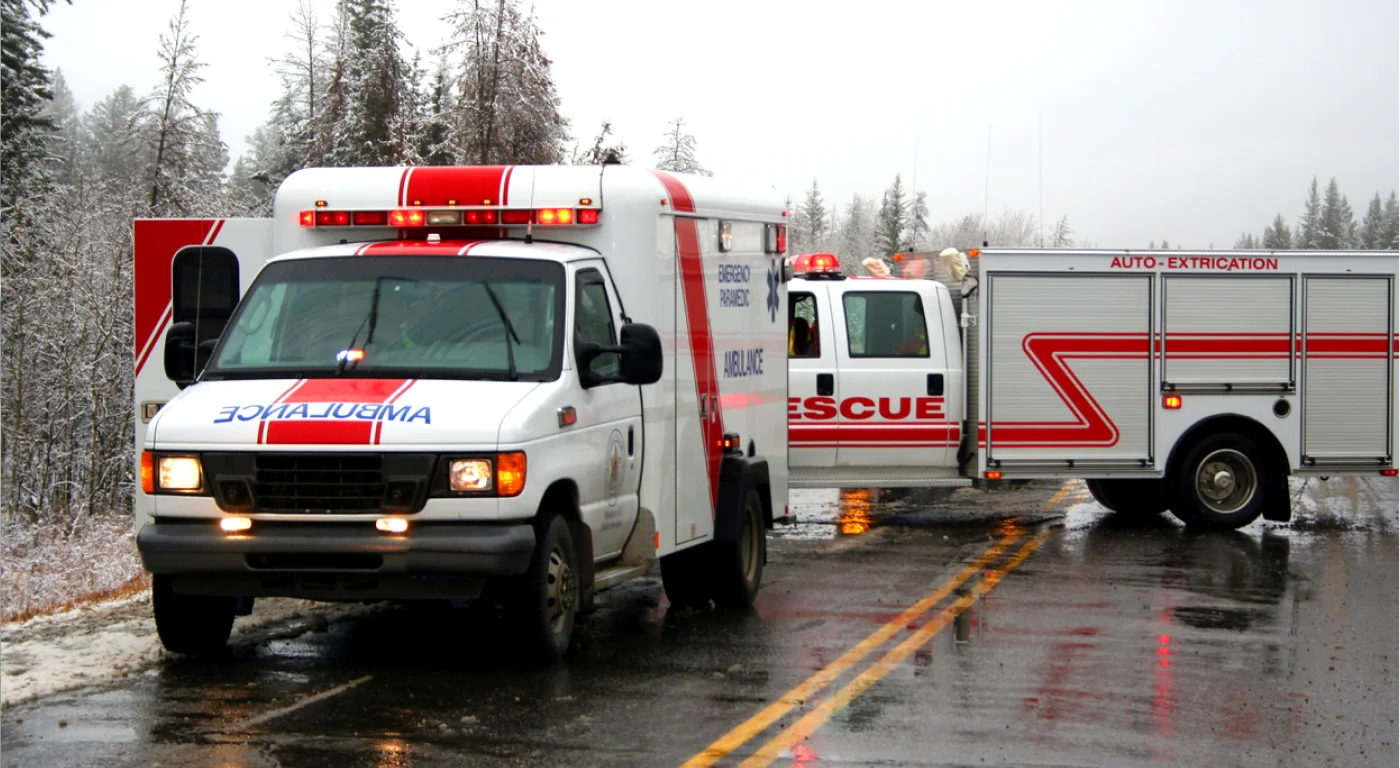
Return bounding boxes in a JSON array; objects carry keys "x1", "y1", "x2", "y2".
[
  {"x1": 133, "y1": 164, "x2": 792, "y2": 660},
  {"x1": 787, "y1": 248, "x2": 1399, "y2": 528}
]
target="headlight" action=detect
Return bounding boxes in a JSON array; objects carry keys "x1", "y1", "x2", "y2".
[
  {"x1": 449, "y1": 459, "x2": 493, "y2": 492},
  {"x1": 158, "y1": 456, "x2": 203, "y2": 491}
]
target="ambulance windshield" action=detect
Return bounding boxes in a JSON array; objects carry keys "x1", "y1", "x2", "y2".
[{"x1": 205, "y1": 256, "x2": 565, "y2": 381}]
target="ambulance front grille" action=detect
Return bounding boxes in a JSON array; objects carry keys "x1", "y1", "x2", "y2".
[{"x1": 251, "y1": 454, "x2": 385, "y2": 512}]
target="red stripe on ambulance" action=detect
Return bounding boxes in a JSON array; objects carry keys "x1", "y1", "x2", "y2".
[
  {"x1": 258, "y1": 378, "x2": 416, "y2": 446},
  {"x1": 134, "y1": 218, "x2": 222, "y2": 376},
  {"x1": 403, "y1": 166, "x2": 512, "y2": 207}
]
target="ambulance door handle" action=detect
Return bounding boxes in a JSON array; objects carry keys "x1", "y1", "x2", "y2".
[
  {"x1": 927, "y1": 374, "x2": 944, "y2": 397},
  {"x1": 817, "y1": 373, "x2": 834, "y2": 396}
]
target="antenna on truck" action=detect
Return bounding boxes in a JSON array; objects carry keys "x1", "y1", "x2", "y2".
[{"x1": 524, "y1": 170, "x2": 538, "y2": 245}]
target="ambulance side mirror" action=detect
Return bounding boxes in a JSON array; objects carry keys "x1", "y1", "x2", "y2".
[
  {"x1": 164, "y1": 321, "x2": 198, "y2": 388},
  {"x1": 577, "y1": 323, "x2": 663, "y2": 387}
]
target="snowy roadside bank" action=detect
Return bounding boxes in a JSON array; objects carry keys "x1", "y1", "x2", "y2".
[{"x1": 1, "y1": 592, "x2": 381, "y2": 709}]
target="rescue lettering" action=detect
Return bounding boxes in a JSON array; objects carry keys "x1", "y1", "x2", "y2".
[
  {"x1": 788, "y1": 396, "x2": 945, "y2": 421},
  {"x1": 723, "y1": 348, "x2": 765, "y2": 378},
  {"x1": 214, "y1": 403, "x2": 431, "y2": 424}
]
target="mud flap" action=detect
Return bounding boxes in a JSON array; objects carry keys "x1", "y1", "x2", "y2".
[
  {"x1": 1262, "y1": 474, "x2": 1293, "y2": 523},
  {"x1": 715, "y1": 456, "x2": 769, "y2": 542},
  {"x1": 565, "y1": 517, "x2": 595, "y2": 614}
]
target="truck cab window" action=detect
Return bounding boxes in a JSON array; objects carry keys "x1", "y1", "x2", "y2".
[
  {"x1": 789, "y1": 292, "x2": 820, "y2": 358},
  {"x1": 575, "y1": 271, "x2": 620, "y2": 378},
  {"x1": 842, "y1": 292, "x2": 929, "y2": 358}
]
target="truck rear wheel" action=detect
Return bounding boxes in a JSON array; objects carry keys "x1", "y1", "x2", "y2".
[
  {"x1": 660, "y1": 487, "x2": 767, "y2": 610},
  {"x1": 507, "y1": 514, "x2": 578, "y2": 663},
  {"x1": 1168, "y1": 433, "x2": 1277, "y2": 530},
  {"x1": 152, "y1": 575, "x2": 235, "y2": 656},
  {"x1": 710, "y1": 487, "x2": 765, "y2": 608},
  {"x1": 1085, "y1": 479, "x2": 1168, "y2": 518}
]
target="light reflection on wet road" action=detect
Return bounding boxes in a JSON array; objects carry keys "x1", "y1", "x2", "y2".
[{"x1": 2, "y1": 479, "x2": 1395, "y2": 768}]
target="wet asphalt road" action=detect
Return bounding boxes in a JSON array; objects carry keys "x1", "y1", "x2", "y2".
[{"x1": 3, "y1": 478, "x2": 1396, "y2": 768}]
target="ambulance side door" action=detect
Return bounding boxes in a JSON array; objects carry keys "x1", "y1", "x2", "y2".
[
  {"x1": 787, "y1": 282, "x2": 840, "y2": 467},
  {"x1": 832, "y1": 284, "x2": 954, "y2": 469},
  {"x1": 570, "y1": 264, "x2": 643, "y2": 559}
]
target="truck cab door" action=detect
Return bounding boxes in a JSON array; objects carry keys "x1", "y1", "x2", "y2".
[
  {"x1": 832, "y1": 284, "x2": 955, "y2": 469},
  {"x1": 787, "y1": 283, "x2": 840, "y2": 466}
]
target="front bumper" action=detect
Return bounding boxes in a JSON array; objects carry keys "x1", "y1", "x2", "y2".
[{"x1": 137, "y1": 520, "x2": 536, "y2": 600}]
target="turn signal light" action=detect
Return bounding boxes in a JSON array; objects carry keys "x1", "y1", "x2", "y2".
[
  {"x1": 1163, "y1": 395, "x2": 1183, "y2": 409},
  {"x1": 985, "y1": 471, "x2": 1004, "y2": 480},
  {"x1": 376, "y1": 518, "x2": 409, "y2": 534},
  {"x1": 389, "y1": 209, "x2": 426, "y2": 226},
  {"x1": 720, "y1": 432, "x2": 741, "y2": 451},
  {"x1": 577, "y1": 209, "x2": 600, "y2": 224},
  {"x1": 140, "y1": 451, "x2": 154, "y2": 494},
  {"x1": 220, "y1": 516, "x2": 252, "y2": 533},
  {"x1": 497, "y1": 452, "x2": 527, "y2": 497}
]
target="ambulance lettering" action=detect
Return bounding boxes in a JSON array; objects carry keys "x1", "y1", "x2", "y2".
[
  {"x1": 215, "y1": 403, "x2": 431, "y2": 424},
  {"x1": 723, "y1": 347, "x2": 765, "y2": 378}
]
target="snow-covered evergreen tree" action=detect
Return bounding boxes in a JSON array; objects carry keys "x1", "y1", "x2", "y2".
[
  {"x1": 1383, "y1": 191, "x2": 1399, "y2": 250},
  {"x1": 1049, "y1": 215, "x2": 1074, "y2": 247},
  {"x1": 419, "y1": 56, "x2": 456, "y2": 165},
  {"x1": 325, "y1": 0, "x2": 416, "y2": 166},
  {"x1": 838, "y1": 194, "x2": 874, "y2": 268},
  {"x1": 796, "y1": 180, "x2": 829, "y2": 253},
  {"x1": 1, "y1": 0, "x2": 59, "y2": 208},
  {"x1": 570, "y1": 120, "x2": 628, "y2": 165},
  {"x1": 1317, "y1": 177, "x2": 1354, "y2": 249},
  {"x1": 1297, "y1": 177, "x2": 1322, "y2": 249},
  {"x1": 652, "y1": 116, "x2": 710, "y2": 176},
  {"x1": 1233, "y1": 232, "x2": 1260, "y2": 249},
  {"x1": 874, "y1": 175, "x2": 908, "y2": 256},
  {"x1": 445, "y1": 0, "x2": 569, "y2": 165},
  {"x1": 1262, "y1": 214, "x2": 1292, "y2": 249},
  {"x1": 905, "y1": 190, "x2": 929, "y2": 250}
]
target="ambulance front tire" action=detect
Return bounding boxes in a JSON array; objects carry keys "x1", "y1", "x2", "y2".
[
  {"x1": 152, "y1": 574, "x2": 235, "y2": 656},
  {"x1": 506, "y1": 513, "x2": 579, "y2": 663},
  {"x1": 1167, "y1": 432, "x2": 1276, "y2": 530},
  {"x1": 1085, "y1": 479, "x2": 1167, "y2": 518}
]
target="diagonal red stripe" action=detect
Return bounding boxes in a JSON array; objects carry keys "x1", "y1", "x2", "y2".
[{"x1": 675, "y1": 216, "x2": 722, "y2": 511}]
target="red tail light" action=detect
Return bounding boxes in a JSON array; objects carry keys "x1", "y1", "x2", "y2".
[
  {"x1": 299, "y1": 211, "x2": 315, "y2": 227},
  {"x1": 577, "y1": 209, "x2": 600, "y2": 224},
  {"x1": 389, "y1": 210, "x2": 426, "y2": 227},
  {"x1": 464, "y1": 210, "x2": 499, "y2": 225},
  {"x1": 353, "y1": 211, "x2": 388, "y2": 226},
  {"x1": 501, "y1": 210, "x2": 532, "y2": 225},
  {"x1": 776, "y1": 224, "x2": 787, "y2": 254},
  {"x1": 315, "y1": 210, "x2": 350, "y2": 226},
  {"x1": 1383, "y1": 469, "x2": 1398, "y2": 477},
  {"x1": 1163, "y1": 395, "x2": 1183, "y2": 409}
]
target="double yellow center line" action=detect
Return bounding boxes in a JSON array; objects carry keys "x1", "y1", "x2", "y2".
[{"x1": 682, "y1": 485, "x2": 1070, "y2": 767}]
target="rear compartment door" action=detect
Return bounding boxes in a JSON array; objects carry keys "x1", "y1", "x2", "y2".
[
  {"x1": 831, "y1": 284, "x2": 954, "y2": 469},
  {"x1": 133, "y1": 219, "x2": 273, "y2": 509},
  {"x1": 787, "y1": 282, "x2": 840, "y2": 466},
  {"x1": 1301, "y1": 276, "x2": 1395, "y2": 466}
]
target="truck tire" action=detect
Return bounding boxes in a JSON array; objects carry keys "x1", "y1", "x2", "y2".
[
  {"x1": 710, "y1": 487, "x2": 766, "y2": 609},
  {"x1": 152, "y1": 575, "x2": 235, "y2": 656},
  {"x1": 1085, "y1": 479, "x2": 1168, "y2": 518},
  {"x1": 661, "y1": 488, "x2": 767, "y2": 610},
  {"x1": 507, "y1": 514, "x2": 578, "y2": 663},
  {"x1": 1168, "y1": 432, "x2": 1277, "y2": 530}
]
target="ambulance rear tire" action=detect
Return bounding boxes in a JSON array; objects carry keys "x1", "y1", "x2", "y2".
[
  {"x1": 710, "y1": 488, "x2": 766, "y2": 609},
  {"x1": 506, "y1": 513, "x2": 578, "y2": 663},
  {"x1": 1085, "y1": 479, "x2": 1168, "y2": 518},
  {"x1": 1168, "y1": 432, "x2": 1275, "y2": 530},
  {"x1": 152, "y1": 575, "x2": 235, "y2": 656}
]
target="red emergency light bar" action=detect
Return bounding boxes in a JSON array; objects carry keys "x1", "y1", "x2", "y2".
[
  {"x1": 299, "y1": 208, "x2": 601, "y2": 228},
  {"x1": 792, "y1": 252, "x2": 842, "y2": 278}
]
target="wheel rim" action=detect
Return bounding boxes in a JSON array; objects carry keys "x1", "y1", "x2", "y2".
[
  {"x1": 1194, "y1": 448, "x2": 1257, "y2": 514},
  {"x1": 546, "y1": 544, "x2": 575, "y2": 634},
  {"x1": 740, "y1": 504, "x2": 760, "y2": 584}
]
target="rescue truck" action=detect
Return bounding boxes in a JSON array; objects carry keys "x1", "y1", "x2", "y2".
[
  {"x1": 133, "y1": 164, "x2": 792, "y2": 660},
  {"x1": 787, "y1": 247, "x2": 1399, "y2": 529}
]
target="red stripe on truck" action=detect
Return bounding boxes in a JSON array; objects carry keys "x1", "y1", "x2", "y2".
[
  {"x1": 257, "y1": 379, "x2": 415, "y2": 446},
  {"x1": 133, "y1": 219, "x2": 222, "y2": 376},
  {"x1": 672, "y1": 207, "x2": 722, "y2": 513},
  {"x1": 649, "y1": 169, "x2": 695, "y2": 213},
  {"x1": 404, "y1": 166, "x2": 512, "y2": 207}
]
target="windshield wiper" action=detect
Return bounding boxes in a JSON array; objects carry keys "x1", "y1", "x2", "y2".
[
  {"x1": 336, "y1": 276, "x2": 384, "y2": 376},
  {"x1": 480, "y1": 280, "x2": 522, "y2": 381}
]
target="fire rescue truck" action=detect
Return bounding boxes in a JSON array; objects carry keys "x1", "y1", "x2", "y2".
[
  {"x1": 133, "y1": 164, "x2": 792, "y2": 660},
  {"x1": 787, "y1": 247, "x2": 1398, "y2": 529}
]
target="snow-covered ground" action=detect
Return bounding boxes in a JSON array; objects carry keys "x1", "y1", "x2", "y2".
[{"x1": 2, "y1": 514, "x2": 147, "y2": 624}]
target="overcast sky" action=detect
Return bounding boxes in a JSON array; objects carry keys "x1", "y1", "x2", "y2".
[{"x1": 40, "y1": 0, "x2": 1400, "y2": 248}]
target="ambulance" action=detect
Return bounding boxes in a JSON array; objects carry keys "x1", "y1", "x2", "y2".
[
  {"x1": 787, "y1": 247, "x2": 1399, "y2": 529},
  {"x1": 133, "y1": 164, "x2": 791, "y2": 660}
]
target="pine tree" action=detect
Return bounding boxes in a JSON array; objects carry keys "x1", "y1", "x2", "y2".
[
  {"x1": 1297, "y1": 177, "x2": 1322, "y2": 249},
  {"x1": 904, "y1": 190, "x2": 929, "y2": 250},
  {"x1": 1, "y1": 0, "x2": 58, "y2": 207},
  {"x1": 570, "y1": 119, "x2": 628, "y2": 165},
  {"x1": 839, "y1": 194, "x2": 873, "y2": 266},
  {"x1": 446, "y1": 0, "x2": 569, "y2": 165},
  {"x1": 1318, "y1": 178, "x2": 1352, "y2": 249},
  {"x1": 652, "y1": 116, "x2": 710, "y2": 176},
  {"x1": 42, "y1": 69, "x2": 83, "y2": 188},
  {"x1": 1233, "y1": 233, "x2": 1260, "y2": 249},
  {"x1": 801, "y1": 181, "x2": 828, "y2": 250},
  {"x1": 132, "y1": 0, "x2": 228, "y2": 215},
  {"x1": 1383, "y1": 192, "x2": 1399, "y2": 250},
  {"x1": 1358, "y1": 193, "x2": 1385, "y2": 249},
  {"x1": 874, "y1": 174, "x2": 908, "y2": 257},
  {"x1": 1262, "y1": 214, "x2": 1292, "y2": 249},
  {"x1": 326, "y1": 0, "x2": 415, "y2": 166},
  {"x1": 1050, "y1": 215, "x2": 1074, "y2": 246},
  {"x1": 264, "y1": 0, "x2": 327, "y2": 175},
  {"x1": 419, "y1": 57, "x2": 457, "y2": 165}
]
